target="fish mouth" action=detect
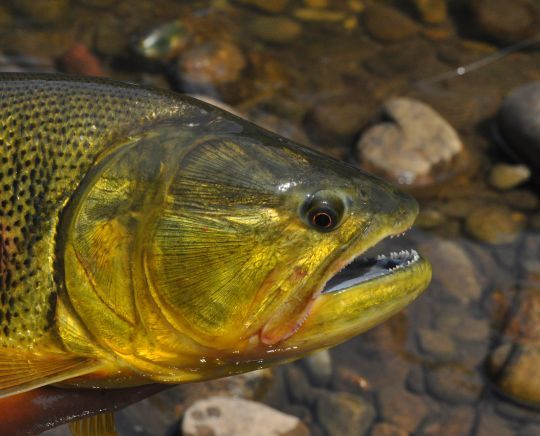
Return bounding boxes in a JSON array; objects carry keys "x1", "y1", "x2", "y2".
[
  {"x1": 273, "y1": 225, "x2": 431, "y2": 353},
  {"x1": 322, "y1": 247, "x2": 421, "y2": 295}
]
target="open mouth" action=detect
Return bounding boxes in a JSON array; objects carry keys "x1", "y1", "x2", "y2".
[
  {"x1": 321, "y1": 225, "x2": 422, "y2": 295},
  {"x1": 322, "y1": 249, "x2": 420, "y2": 294}
]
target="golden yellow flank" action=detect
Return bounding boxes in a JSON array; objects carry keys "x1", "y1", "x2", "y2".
[{"x1": 0, "y1": 74, "x2": 431, "y2": 403}]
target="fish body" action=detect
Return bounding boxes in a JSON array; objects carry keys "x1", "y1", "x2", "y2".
[{"x1": 0, "y1": 74, "x2": 430, "y2": 418}]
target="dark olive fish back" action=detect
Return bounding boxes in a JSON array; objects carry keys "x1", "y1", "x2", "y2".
[{"x1": 0, "y1": 74, "x2": 188, "y2": 348}]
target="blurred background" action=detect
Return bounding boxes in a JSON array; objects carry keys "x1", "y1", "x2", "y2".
[{"x1": 4, "y1": 0, "x2": 537, "y2": 434}]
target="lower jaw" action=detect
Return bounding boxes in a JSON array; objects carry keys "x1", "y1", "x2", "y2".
[{"x1": 267, "y1": 255, "x2": 431, "y2": 355}]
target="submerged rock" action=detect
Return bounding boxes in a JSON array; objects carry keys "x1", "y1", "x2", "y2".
[
  {"x1": 61, "y1": 44, "x2": 105, "y2": 77},
  {"x1": 425, "y1": 365, "x2": 483, "y2": 404},
  {"x1": 416, "y1": 328, "x2": 457, "y2": 361},
  {"x1": 14, "y1": 0, "x2": 70, "y2": 25},
  {"x1": 362, "y1": 4, "x2": 418, "y2": 42},
  {"x1": 133, "y1": 20, "x2": 190, "y2": 61},
  {"x1": 371, "y1": 422, "x2": 408, "y2": 436},
  {"x1": 182, "y1": 396, "x2": 309, "y2": 436},
  {"x1": 305, "y1": 98, "x2": 373, "y2": 146},
  {"x1": 302, "y1": 349, "x2": 332, "y2": 387},
  {"x1": 248, "y1": 16, "x2": 302, "y2": 44},
  {"x1": 465, "y1": 204, "x2": 525, "y2": 245},
  {"x1": 419, "y1": 239, "x2": 483, "y2": 303},
  {"x1": 377, "y1": 385, "x2": 428, "y2": 433},
  {"x1": 503, "y1": 189, "x2": 539, "y2": 211},
  {"x1": 235, "y1": 0, "x2": 289, "y2": 14},
  {"x1": 418, "y1": 405, "x2": 476, "y2": 435},
  {"x1": 356, "y1": 98, "x2": 464, "y2": 187},
  {"x1": 412, "y1": 0, "x2": 448, "y2": 24},
  {"x1": 489, "y1": 285, "x2": 540, "y2": 407},
  {"x1": 177, "y1": 41, "x2": 248, "y2": 102},
  {"x1": 498, "y1": 82, "x2": 540, "y2": 174},
  {"x1": 470, "y1": 0, "x2": 539, "y2": 44},
  {"x1": 317, "y1": 392, "x2": 375, "y2": 436},
  {"x1": 488, "y1": 164, "x2": 531, "y2": 190}
]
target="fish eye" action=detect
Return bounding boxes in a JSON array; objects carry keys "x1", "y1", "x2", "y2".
[{"x1": 301, "y1": 191, "x2": 345, "y2": 232}]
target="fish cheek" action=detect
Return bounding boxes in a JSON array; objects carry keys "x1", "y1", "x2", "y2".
[{"x1": 144, "y1": 210, "x2": 286, "y2": 349}]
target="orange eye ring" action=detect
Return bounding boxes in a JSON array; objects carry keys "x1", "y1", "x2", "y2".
[
  {"x1": 311, "y1": 211, "x2": 333, "y2": 229},
  {"x1": 307, "y1": 207, "x2": 339, "y2": 232}
]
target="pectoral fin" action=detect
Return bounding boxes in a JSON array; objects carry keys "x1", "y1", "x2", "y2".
[
  {"x1": 69, "y1": 412, "x2": 117, "y2": 436},
  {"x1": 0, "y1": 350, "x2": 102, "y2": 399}
]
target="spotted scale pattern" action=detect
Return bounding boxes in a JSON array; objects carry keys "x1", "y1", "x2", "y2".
[{"x1": 0, "y1": 74, "x2": 187, "y2": 348}]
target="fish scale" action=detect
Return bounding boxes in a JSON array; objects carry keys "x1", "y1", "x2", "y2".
[{"x1": 0, "y1": 75, "x2": 184, "y2": 347}]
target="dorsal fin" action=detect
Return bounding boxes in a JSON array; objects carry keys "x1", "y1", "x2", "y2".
[
  {"x1": 69, "y1": 412, "x2": 117, "y2": 436},
  {"x1": 0, "y1": 349, "x2": 102, "y2": 399}
]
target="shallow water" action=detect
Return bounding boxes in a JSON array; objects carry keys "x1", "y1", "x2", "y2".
[{"x1": 2, "y1": 0, "x2": 539, "y2": 435}]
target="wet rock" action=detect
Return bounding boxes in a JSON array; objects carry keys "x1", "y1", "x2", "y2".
[
  {"x1": 503, "y1": 189, "x2": 539, "y2": 211},
  {"x1": 495, "y1": 399, "x2": 540, "y2": 425},
  {"x1": 133, "y1": 20, "x2": 190, "y2": 61},
  {"x1": 293, "y1": 8, "x2": 345, "y2": 22},
  {"x1": 364, "y1": 39, "x2": 444, "y2": 80},
  {"x1": 412, "y1": 0, "x2": 447, "y2": 24},
  {"x1": 61, "y1": 44, "x2": 105, "y2": 77},
  {"x1": 498, "y1": 82, "x2": 540, "y2": 174},
  {"x1": 465, "y1": 204, "x2": 526, "y2": 244},
  {"x1": 415, "y1": 208, "x2": 445, "y2": 229},
  {"x1": 2, "y1": 28, "x2": 73, "y2": 57},
  {"x1": 470, "y1": 0, "x2": 539, "y2": 44},
  {"x1": 437, "y1": 198, "x2": 478, "y2": 219},
  {"x1": 488, "y1": 164, "x2": 531, "y2": 190},
  {"x1": 377, "y1": 385, "x2": 428, "y2": 432},
  {"x1": 182, "y1": 396, "x2": 309, "y2": 436},
  {"x1": 356, "y1": 98, "x2": 463, "y2": 187},
  {"x1": 418, "y1": 405, "x2": 475, "y2": 435},
  {"x1": 317, "y1": 392, "x2": 375, "y2": 436},
  {"x1": 416, "y1": 328, "x2": 457, "y2": 361},
  {"x1": 405, "y1": 366, "x2": 425, "y2": 394},
  {"x1": 302, "y1": 350, "x2": 332, "y2": 387},
  {"x1": 303, "y1": 0, "x2": 329, "y2": 8},
  {"x1": 305, "y1": 98, "x2": 373, "y2": 147},
  {"x1": 425, "y1": 365, "x2": 483, "y2": 404},
  {"x1": 177, "y1": 41, "x2": 247, "y2": 101},
  {"x1": 419, "y1": 240, "x2": 483, "y2": 303},
  {"x1": 371, "y1": 422, "x2": 408, "y2": 436},
  {"x1": 435, "y1": 309, "x2": 491, "y2": 343},
  {"x1": 235, "y1": 0, "x2": 289, "y2": 14},
  {"x1": 285, "y1": 364, "x2": 317, "y2": 404},
  {"x1": 14, "y1": 0, "x2": 70, "y2": 25},
  {"x1": 489, "y1": 286, "x2": 540, "y2": 406},
  {"x1": 475, "y1": 411, "x2": 516, "y2": 436},
  {"x1": 248, "y1": 16, "x2": 302, "y2": 44},
  {"x1": 362, "y1": 4, "x2": 419, "y2": 43}
]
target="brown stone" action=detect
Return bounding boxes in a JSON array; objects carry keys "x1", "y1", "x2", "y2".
[{"x1": 363, "y1": 4, "x2": 419, "y2": 43}]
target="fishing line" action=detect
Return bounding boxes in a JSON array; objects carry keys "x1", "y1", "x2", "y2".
[{"x1": 415, "y1": 33, "x2": 540, "y2": 88}]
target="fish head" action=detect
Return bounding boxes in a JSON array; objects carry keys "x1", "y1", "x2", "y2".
[
  {"x1": 61, "y1": 112, "x2": 430, "y2": 382},
  {"x1": 143, "y1": 121, "x2": 431, "y2": 375}
]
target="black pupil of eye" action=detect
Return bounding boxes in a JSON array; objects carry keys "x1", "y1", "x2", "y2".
[{"x1": 312, "y1": 211, "x2": 332, "y2": 228}]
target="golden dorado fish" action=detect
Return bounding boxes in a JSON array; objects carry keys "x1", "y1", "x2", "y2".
[{"x1": 0, "y1": 74, "x2": 431, "y2": 433}]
